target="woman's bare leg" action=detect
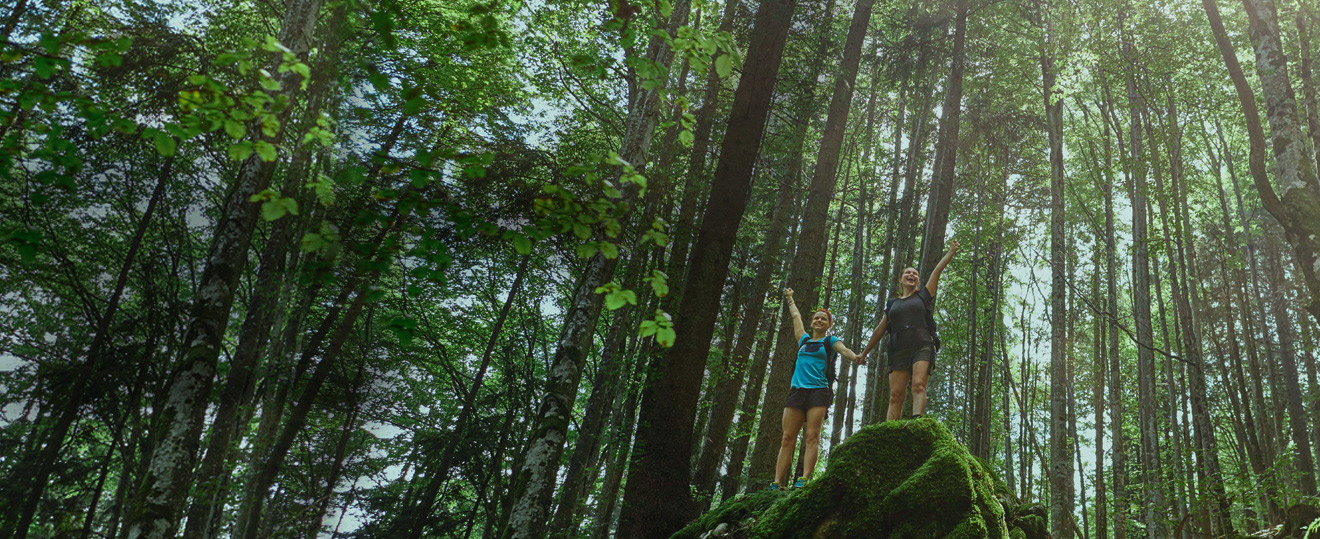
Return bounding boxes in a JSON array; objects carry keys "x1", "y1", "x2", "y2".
[
  {"x1": 912, "y1": 360, "x2": 932, "y2": 416},
  {"x1": 887, "y1": 370, "x2": 910, "y2": 421},
  {"x1": 774, "y1": 407, "x2": 805, "y2": 486},
  {"x1": 801, "y1": 406, "x2": 829, "y2": 480}
]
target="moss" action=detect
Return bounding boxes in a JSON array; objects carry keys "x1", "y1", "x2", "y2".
[
  {"x1": 720, "y1": 418, "x2": 1009, "y2": 538},
  {"x1": 1010, "y1": 528, "x2": 1028, "y2": 539},
  {"x1": 1010, "y1": 514, "x2": 1049, "y2": 539},
  {"x1": 671, "y1": 489, "x2": 788, "y2": 539}
]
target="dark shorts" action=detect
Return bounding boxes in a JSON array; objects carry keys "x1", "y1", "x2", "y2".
[
  {"x1": 786, "y1": 387, "x2": 833, "y2": 413},
  {"x1": 888, "y1": 344, "x2": 935, "y2": 374}
]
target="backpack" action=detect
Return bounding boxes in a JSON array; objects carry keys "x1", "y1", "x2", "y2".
[
  {"x1": 799, "y1": 333, "x2": 840, "y2": 386},
  {"x1": 883, "y1": 289, "x2": 941, "y2": 354}
]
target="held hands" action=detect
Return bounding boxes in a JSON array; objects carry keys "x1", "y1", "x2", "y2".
[
  {"x1": 783, "y1": 288, "x2": 794, "y2": 299},
  {"x1": 948, "y1": 238, "x2": 960, "y2": 252}
]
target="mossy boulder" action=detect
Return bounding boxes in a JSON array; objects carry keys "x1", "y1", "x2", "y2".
[{"x1": 677, "y1": 418, "x2": 1009, "y2": 538}]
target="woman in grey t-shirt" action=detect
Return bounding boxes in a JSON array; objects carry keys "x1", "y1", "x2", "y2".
[{"x1": 859, "y1": 239, "x2": 959, "y2": 421}]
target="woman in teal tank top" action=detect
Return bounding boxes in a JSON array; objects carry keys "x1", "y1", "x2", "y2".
[{"x1": 772, "y1": 288, "x2": 860, "y2": 489}]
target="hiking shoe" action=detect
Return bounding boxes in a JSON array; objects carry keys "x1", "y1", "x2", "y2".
[
  {"x1": 793, "y1": 477, "x2": 806, "y2": 488},
  {"x1": 768, "y1": 483, "x2": 782, "y2": 491}
]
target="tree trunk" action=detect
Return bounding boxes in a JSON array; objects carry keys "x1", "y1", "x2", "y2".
[
  {"x1": 120, "y1": 2, "x2": 324, "y2": 536},
  {"x1": 748, "y1": 0, "x2": 877, "y2": 484},
  {"x1": 1240, "y1": 0, "x2": 1320, "y2": 324},
  {"x1": 589, "y1": 363, "x2": 644, "y2": 539},
  {"x1": 408, "y1": 257, "x2": 531, "y2": 535},
  {"x1": 504, "y1": 3, "x2": 690, "y2": 536},
  {"x1": 615, "y1": 0, "x2": 801, "y2": 535},
  {"x1": 1043, "y1": 7, "x2": 1073, "y2": 532},
  {"x1": 1266, "y1": 233, "x2": 1319, "y2": 495},
  {"x1": 663, "y1": 0, "x2": 738, "y2": 303},
  {"x1": 1121, "y1": 12, "x2": 1166, "y2": 535},
  {"x1": 692, "y1": 170, "x2": 797, "y2": 499},
  {"x1": 916, "y1": 1, "x2": 968, "y2": 278}
]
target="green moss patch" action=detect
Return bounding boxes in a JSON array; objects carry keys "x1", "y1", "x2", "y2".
[{"x1": 676, "y1": 418, "x2": 1011, "y2": 538}]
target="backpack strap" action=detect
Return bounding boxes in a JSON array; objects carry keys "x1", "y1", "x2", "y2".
[
  {"x1": 825, "y1": 335, "x2": 838, "y2": 386},
  {"x1": 918, "y1": 289, "x2": 941, "y2": 352}
]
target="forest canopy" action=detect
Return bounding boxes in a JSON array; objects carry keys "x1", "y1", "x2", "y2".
[{"x1": 1, "y1": 0, "x2": 1320, "y2": 537}]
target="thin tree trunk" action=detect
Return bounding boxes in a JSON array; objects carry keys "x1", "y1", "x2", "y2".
[
  {"x1": 120, "y1": 2, "x2": 324, "y2": 535},
  {"x1": 505, "y1": 4, "x2": 690, "y2": 536},
  {"x1": 4, "y1": 153, "x2": 174, "y2": 538},
  {"x1": 692, "y1": 172, "x2": 797, "y2": 499},
  {"x1": 1043, "y1": 3, "x2": 1073, "y2": 534},
  {"x1": 410, "y1": 257, "x2": 531, "y2": 535}
]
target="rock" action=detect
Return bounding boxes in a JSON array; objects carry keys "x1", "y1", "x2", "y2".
[
  {"x1": 675, "y1": 418, "x2": 1010, "y2": 538},
  {"x1": 674, "y1": 489, "x2": 787, "y2": 539},
  {"x1": 1284, "y1": 503, "x2": 1320, "y2": 538}
]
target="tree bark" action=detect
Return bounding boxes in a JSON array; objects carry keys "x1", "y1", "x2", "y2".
[
  {"x1": 1043, "y1": 6, "x2": 1073, "y2": 532},
  {"x1": 692, "y1": 172, "x2": 796, "y2": 499},
  {"x1": 748, "y1": 0, "x2": 877, "y2": 484},
  {"x1": 1239, "y1": 0, "x2": 1320, "y2": 324},
  {"x1": 615, "y1": 0, "x2": 800, "y2": 535},
  {"x1": 504, "y1": 3, "x2": 690, "y2": 536},
  {"x1": 121, "y1": 2, "x2": 324, "y2": 536},
  {"x1": 916, "y1": 1, "x2": 968, "y2": 278}
]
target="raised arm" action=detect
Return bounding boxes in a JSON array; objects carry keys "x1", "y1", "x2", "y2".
[
  {"x1": 785, "y1": 288, "x2": 805, "y2": 338},
  {"x1": 859, "y1": 315, "x2": 889, "y2": 360},
  {"x1": 925, "y1": 238, "x2": 960, "y2": 297}
]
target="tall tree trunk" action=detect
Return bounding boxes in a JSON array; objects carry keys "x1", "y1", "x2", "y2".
[
  {"x1": 748, "y1": 0, "x2": 877, "y2": 484},
  {"x1": 664, "y1": 0, "x2": 738, "y2": 302},
  {"x1": 1266, "y1": 233, "x2": 1319, "y2": 495},
  {"x1": 916, "y1": 1, "x2": 968, "y2": 278},
  {"x1": 3, "y1": 152, "x2": 174, "y2": 538},
  {"x1": 120, "y1": 3, "x2": 325, "y2": 536},
  {"x1": 616, "y1": 0, "x2": 801, "y2": 534},
  {"x1": 1043, "y1": 6, "x2": 1073, "y2": 532},
  {"x1": 1092, "y1": 249, "x2": 1108, "y2": 539},
  {"x1": 504, "y1": 3, "x2": 690, "y2": 536},
  {"x1": 590, "y1": 362, "x2": 644, "y2": 539},
  {"x1": 1239, "y1": 0, "x2": 1320, "y2": 324},
  {"x1": 692, "y1": 171, "x2": 796, "y2": 499},
  {"x1": 1121, "y1": 12, "x2": 1166, "y2": 535}
]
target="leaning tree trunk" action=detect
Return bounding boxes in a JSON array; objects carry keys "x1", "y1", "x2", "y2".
[
  {"x1": 503, "y1": 3, "x2": 690, "y2": 536},
  {"x1": 692, "y1": 173, "x2": 796, "y2": 499},
  {"x1": 121, "y1": 1, "x2": 324, "y2": 536},
  {"x1": 747, "y1": 0, "x2": 877, "y2": 484}
]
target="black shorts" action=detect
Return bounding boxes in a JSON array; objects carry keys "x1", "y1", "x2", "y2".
[
  {"x1": 786, "y1": 387, "x2": 833, "y2": 413},
  {"x1": 888, "y1": 344, "x2": 935, "y2": 374}
]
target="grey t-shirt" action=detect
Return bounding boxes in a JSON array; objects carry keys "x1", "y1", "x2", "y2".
[{"x1": 887, "y1": 288, "x2": 934, "y2": 353}]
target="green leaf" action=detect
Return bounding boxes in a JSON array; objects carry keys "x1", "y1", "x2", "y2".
[
  {"x1": 511, "y1": 233, "x2": 532, "y2": 255},
  {"x1": 254, "y1": 141, "x2": 277, "y2": 161},
  {"x1": 228, "y1": 141, "x2": 254, "y2": 161},
  {"x1": 224, "y1": 119, "x2": 246, "y2": 139},
  {"x1": 572, "y1": 222, "x2": 591, "y2": 240},
  {"x1": 576, "y1": 242, "x2": 598, "y2": 258},
  {"x1": 656, "y1": 327, "x2": 677, "y2": 347},
  {"x1": 302, "y1": 232, "x2": 325, "y2": 252},
  {"x1": 715, "y1": 54, "x2": 733, "y2": 78},
  {"x1": 679, "y1": 129, "x2": 694, "y2": 147},
  {"x1": 153, "y1": 132, "x2": 176, "y2": 157},
  {"x1": 599, "y1": 241, "x2": 619, "y2": 259}
]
